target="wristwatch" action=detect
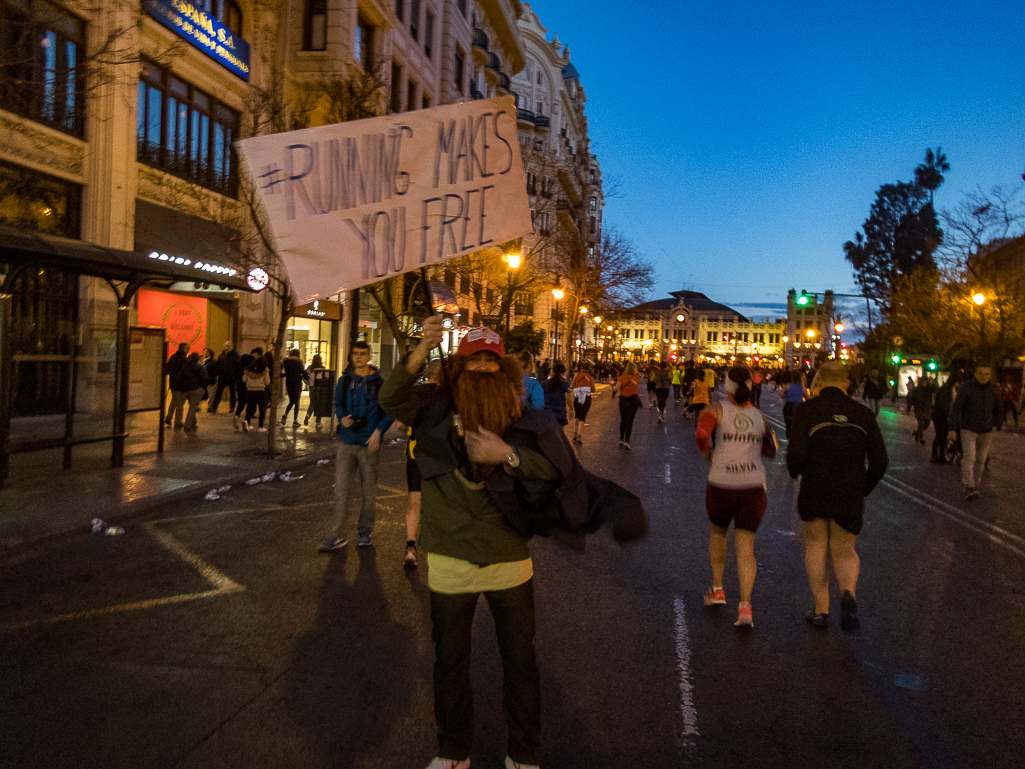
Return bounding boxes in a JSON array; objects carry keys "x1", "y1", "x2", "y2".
[{"x1": 505, "y1": 447, "x2": 521, "y2": 468}]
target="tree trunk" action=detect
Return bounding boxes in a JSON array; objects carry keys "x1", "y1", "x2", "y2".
[{"x1": 263, "y1": 290, "x2": 294, "y2": 457}]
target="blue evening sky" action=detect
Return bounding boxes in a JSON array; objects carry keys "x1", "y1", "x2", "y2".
[{"x1": 530, "y1": 0, "x2": 1025, "y2": 320}]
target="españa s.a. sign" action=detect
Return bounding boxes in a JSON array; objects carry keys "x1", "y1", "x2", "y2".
[
  {"x1": 235, "y1": 97, "x2": 533, "y2": 303},
  {"x1": 144, "y1": 0, "x2": 251, "y2": 80}
]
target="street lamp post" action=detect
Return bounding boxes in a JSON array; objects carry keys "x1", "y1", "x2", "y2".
[
  {"x1": 973, "y1": 292, "x2": 986, "y2": 361},
  {"x1": 551, "y1": 283, "x2": 564, "y2": 363},
  {"x1": 502, "y1": 250, "x2": 522, "y2": 333}
]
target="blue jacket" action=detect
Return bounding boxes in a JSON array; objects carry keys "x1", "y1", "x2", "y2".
[
  {"x1": 334, "y1": 365, "x2": 395, "y2": 445},
  {"x1": 522, "y1": 373, "x2": 545, "y2": 410}
]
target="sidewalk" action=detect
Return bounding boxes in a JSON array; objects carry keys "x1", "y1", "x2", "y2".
[{"x1": 0, "y1": 403, "x2": 346, "y2": 557}]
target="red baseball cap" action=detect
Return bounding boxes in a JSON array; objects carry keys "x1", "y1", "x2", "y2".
[{"x1": 458, "y1": 327, "x2": 505, "y2": 358}]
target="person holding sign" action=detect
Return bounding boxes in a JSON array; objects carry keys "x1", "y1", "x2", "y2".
[{"x1": 380, "y1": 318, "x2": 550, "y2": 769}]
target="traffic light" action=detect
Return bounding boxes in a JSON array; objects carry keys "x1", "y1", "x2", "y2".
[
  {"x1": 927, "y1": 360, "x2": 938, "y2": 371},
  {"x1": 796, "y1": 291, "x2": 809, "y2": 306},
  {"x1": 722, "y1": 334, "x2": 728, "y2": 342},
  {"x1": 890, "y1": 353, "x2": 900, "y2": 364}
]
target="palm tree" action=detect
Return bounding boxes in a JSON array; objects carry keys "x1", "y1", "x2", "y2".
[{"x1": 914, "y1": 147, "x2": 950, "y2": 204}]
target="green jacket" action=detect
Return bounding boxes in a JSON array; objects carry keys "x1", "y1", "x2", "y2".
[{"x1": 380, "y1": 364, "x2": 559, "y2": 565}]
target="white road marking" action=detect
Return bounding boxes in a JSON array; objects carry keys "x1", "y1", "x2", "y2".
[
  {"x1": 3, "y1": 523, "x2": 245, "y2": 632},
  {"x1": 880, "y1": 476, "x2": 1025, "y2": 559},
  {"x1": 664, "y1": 464, "x2": 672, "y2": 485},
  {"x1": 672, "y1": 597, "x2": 699, "y2": 746}
]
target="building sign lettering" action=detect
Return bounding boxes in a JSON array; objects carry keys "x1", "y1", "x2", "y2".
[{"x1": 144, "y1": 0, "x2": 251, "y2": 81}]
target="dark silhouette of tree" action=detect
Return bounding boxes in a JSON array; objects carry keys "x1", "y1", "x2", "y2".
[
  {"x1": 844, "y1": 151, "x2": 948, "y2": 309},
  {"x1": 914, "y1": 147, "x2": 950, "y2": 204}
]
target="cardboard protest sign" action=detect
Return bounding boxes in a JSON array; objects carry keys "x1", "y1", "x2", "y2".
[{"x1": 236, "y1": 96, "x2": 532, "y2": 302}]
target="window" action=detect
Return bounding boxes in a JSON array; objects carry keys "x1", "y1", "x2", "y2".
[
  {"x1": 407, "y1": 79, "x2": 417, "y2": 112},
  {"x1": 137, "y1": 61, "x2": 238, "y2": 196},
  {"x1": 536, "y1": 101, "x2": 544, "y2": 116},
  {"x1": 454, "y1": 49, "x2": 465, "y2": 93},
  {"x1": 409, "y1": 0, "x2": 419, "y2": 41},
  {"x1": 649, "y1": 330, "x2": 656, "y2": 339},
  {"x1": 355, "y1": 15, "x2": 374, "y2": 69},
  {"x1": 589, "y1": 216, "x2": 596, "y2": 234},
  {"x1": 590, "y1": 169, "x2": 596, "y2": 184},
  {"x1": 514, "y1": 293, "x2": 533, "y2": 316},
  {"x1": 395, "y1": 0, "x2": 404, "y2": 23},
  {"x1": 219, "y1": 0, "x2": 243, "y2": 36},
  {"x1": 526, "y1": 172, "x2": 536, "y2": 195},
  {"x1": 444, "y1": 268, "x2": 456, "y2": 288},
  {"x1": 589, "y1": 197, "x2": 596, "y2": 211},
  {"x1": 390, "y1": 61, "x2": 402, "y2": 112},
  {"x1": 486, "y1": 287, "x2": 495, "y2": 304},
  {"x1": 422, "y1": 92, "x2": 431, "y2": 110},
  {"x1": 0, "y1": 160, "x2": 80, "y2": 237},
  {"x1": 302, "y1": 0, "x2": 327, "y2": 49},
  {"x1": 424, "y1": 10, "x2": 434, "y2": 58},
  {"x1": 457, "y1": 0, "x2": 467, "y2": 15},
  {"x1": 706, "y1": 332, "x2": 716, "y2": 343},
  {"x1": 0, "y1": 0, "x2": 85, "y2": 137},
  {"x1": 459, "y1": 274, "x2": 470, "y2": 294}
]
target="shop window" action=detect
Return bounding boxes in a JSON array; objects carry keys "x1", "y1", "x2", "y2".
[
  {"x1": 0, "y1": 160, "x2": 80, "y2": 237},
  {"x1": 0, "y1": 0, "x2": 85, "y2": 137},
  {"x1": 303, "y1": 0, "x2": 327, "y2": 50},
  {"x1": 137, "y1": 61, "x2": 238, "y2": 196}
]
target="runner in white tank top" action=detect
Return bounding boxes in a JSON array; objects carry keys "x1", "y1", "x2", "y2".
[{"x1": 695, "y1": 366, "x2": 778, "y2": 629}]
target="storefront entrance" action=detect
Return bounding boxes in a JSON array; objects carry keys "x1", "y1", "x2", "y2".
[{"x1": 288, "y1": 300, "x2": 341, "y2": 370}]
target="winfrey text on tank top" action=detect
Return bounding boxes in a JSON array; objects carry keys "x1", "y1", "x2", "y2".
[{"x1": 707, "y1": 401, "x2": 767, "y2": 490}]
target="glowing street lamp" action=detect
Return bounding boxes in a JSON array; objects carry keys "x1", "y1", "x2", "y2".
[{"x1": 973, "y1": 293, "x2": 986, "y2": 306}]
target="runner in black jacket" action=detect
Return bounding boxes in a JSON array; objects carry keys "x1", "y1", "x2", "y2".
[{"x1": 787, "y1": 362, "x2": 888, "y2": 631}]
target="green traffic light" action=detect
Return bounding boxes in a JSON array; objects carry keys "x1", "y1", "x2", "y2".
[
  {"x1": 891, "y1": 354, "x2": 900, "y2": 364},
  {"x1": 927, "y1": 360, "x2": 937, "y2": 371},
  {"x1": 796, "y1": 293, "x2": 809, "y2": 306}
]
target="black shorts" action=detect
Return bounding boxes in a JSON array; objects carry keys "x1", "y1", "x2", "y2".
[
  {"x1": 706, "y1": 484, "x2": 767, "y2": 532},
  {"x1": 798, "y1": 505, "x2": 863, "y2": 535},
  {"x1": 573, "y1": 395, "x2": 592, "y2": 421},
  {"x1": 406, "y1": 454, "x2": 421, "y2": 492}
]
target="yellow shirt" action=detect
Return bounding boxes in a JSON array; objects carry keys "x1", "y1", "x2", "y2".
[{"x1": 427, "y1": 552, "x2": 533, "y2": 594}]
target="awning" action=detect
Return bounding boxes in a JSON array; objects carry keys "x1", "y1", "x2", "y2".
[{"x1": 0, "y1": 225, "x2": 252, "y2": 292}]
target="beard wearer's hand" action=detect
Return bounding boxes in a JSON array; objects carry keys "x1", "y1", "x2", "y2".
[{"x1": 465, "y1": 427, "x2": 512, "y2": 465}]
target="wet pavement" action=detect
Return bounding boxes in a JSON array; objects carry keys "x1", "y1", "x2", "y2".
[{"x1": 0, "y1": 399, "x2": 390, "y2": 556}]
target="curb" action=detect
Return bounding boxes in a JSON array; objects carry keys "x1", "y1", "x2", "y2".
[{"x1": 0, "y1": 445, "x2": 337, "y2": 559}]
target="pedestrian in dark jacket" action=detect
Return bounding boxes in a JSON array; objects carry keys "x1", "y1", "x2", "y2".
[
  {"x1": 281, "y1": 349, "x2": 305, "y2": 427},
  {"x1": 165, "y1": 342, "x2": 190, "y2": 427},
  {"x1": 787, "y1": 362, "x2": 888, "y2": 631},
  {"x1": 180, "y1": 352, "x2": 207, "y2": 431},
  {"x1": 210, "y1": 341, "x2": 239, "y2": 412},
  {"x1": 910, "y1": 375, "x2": 938, "y2": 444},
  {"x1": 930, "y1": 375, "x2": 956, "y2": 463},
  {"x1": 233, "y1": 347, "x2": 261, "y2": 429},
  {"x1": 949, "y1": 364, "x2": 1002, "y2": 501},
  {"x1": 862, "y1": 370, "x2": 888, "y2": 416}
]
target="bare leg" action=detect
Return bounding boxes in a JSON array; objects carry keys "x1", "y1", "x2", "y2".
[
  {"x1": 803, "y1": 518, "x2": 830, "y2": 614},
  {"x1": 734, "y1": 529, "x2": 757, "y2": 604},
  {"x1": 405, "y1": 491, "x2": 421, "y2": 543},
  {"x1": 828, "y1": 521, "x2": 860, "y2": 596},
  {"x1": 708, "y1": 524, "x2": 728, "y2": 588}
]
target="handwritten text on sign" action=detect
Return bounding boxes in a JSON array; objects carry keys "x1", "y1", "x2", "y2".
[{"x1": 236, "y1": 97, "x2": 532, "y2": 302}]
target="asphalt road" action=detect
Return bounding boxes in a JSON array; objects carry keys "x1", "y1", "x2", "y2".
[{"x1": 2, "y1": 384, "x2": 1024, "y2": 768}]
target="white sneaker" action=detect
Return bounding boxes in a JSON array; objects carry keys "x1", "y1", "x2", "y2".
[
  {"x1": 424, "y1": 759, "x2": 470, "y2": 769},
  {"x1": 505, "y1": 758, "x2": 540, "y2": 769},
  {"x1": 258, "y1": 427, "x2": 268, "y2": 433},
  {"x1": 241, "y1": 420, "x2": 249, "y2": 433}
]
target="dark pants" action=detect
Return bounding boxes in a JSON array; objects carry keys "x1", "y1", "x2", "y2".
[
  {"x1": 245, "y1": 389, "x2": 268, "y2": 427},
  {"x1": 430, "y1": 579, "x2": 541, "y2": 765},
  {"x1": 283, "y1": 384, "x2": 302, "y2": 422},
  {"x1": 1004, "y1": 401, "x2": 1019, "y2": 425},
  {"x1": 619, "y1": 394, "x2": 641, "y2": 442},
  {"x1": 234, "y1": 382, "x2": 249, "y2": 418},
  {"x1": 655, "y1": 388, "x2": 670, "y2": 415},
  {"x1": 931, "y1": 413, "x2": 949, "y2": 461},
  {"x1": 751, "y1": 385, "x2": 762, "y2": 408},
  {"x1": 210, "y1": 377, "x2": 236, "y2": 411}
]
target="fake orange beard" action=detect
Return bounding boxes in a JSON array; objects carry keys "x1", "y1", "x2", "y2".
[{"x1": 451, "y1": 360, "x2": 523, "y2": 481}]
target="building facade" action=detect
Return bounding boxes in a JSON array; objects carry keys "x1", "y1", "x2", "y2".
[
  {"x1": 784, "y1": 288, "x2": 837, "y2": 367},
  {"x1": 616, "y1": 290, "x2": 786, "y2": 367},
  {"x1": 0, "y1": 0, "x2": 527, "y2": 480}
]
